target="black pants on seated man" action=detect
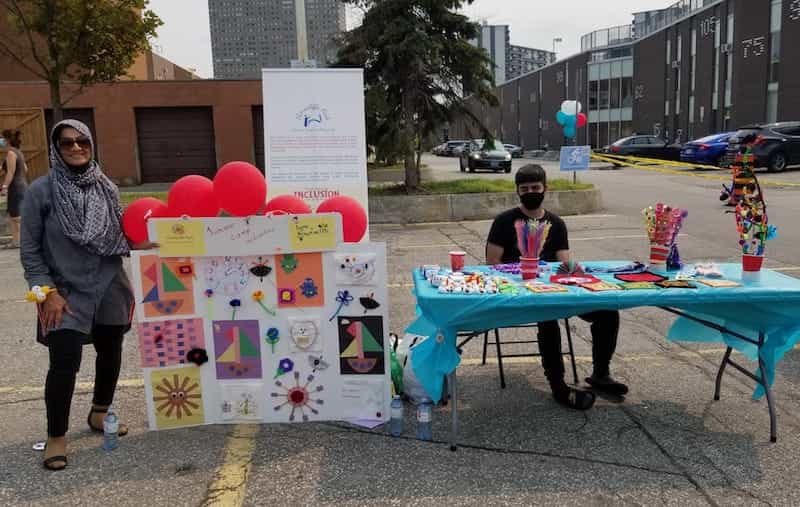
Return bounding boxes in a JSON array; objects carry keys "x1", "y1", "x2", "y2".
[
  {"x1": 537, "y1": 311, "x2": 620, "y2": 389},
  {"x1": 486, "y1": 164, "x2": 628, "y2": 410}
]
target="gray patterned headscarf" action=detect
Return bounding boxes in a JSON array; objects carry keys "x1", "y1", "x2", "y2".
[{"x1": 49, "y1": 119, "x2": 130, "y2": 256}]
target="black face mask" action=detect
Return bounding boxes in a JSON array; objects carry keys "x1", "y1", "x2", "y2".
[{"x1": 520, "y1": 191, "x2": 545, "y2": 210}]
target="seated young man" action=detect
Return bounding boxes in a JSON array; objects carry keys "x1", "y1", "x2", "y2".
[{"x1": 485, "y1": 164, "x2": 628, "y2": 410}]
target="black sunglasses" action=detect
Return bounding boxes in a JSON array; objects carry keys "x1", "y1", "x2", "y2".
[{"x1": 58, "y1": 136, "x2": 91, "y2": 150}]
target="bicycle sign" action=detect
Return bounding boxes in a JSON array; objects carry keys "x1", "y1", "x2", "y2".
[{"x1": 559, "y1": 145, "x2": 591, "y2": 171}]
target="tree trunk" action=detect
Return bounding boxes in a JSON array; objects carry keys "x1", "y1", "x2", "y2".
[
  {"x1": 49, "y1": 79, "x2": 63, "y2": 124},
  {"x1": 402, "y1": 95, "x2": 420, "y2": 189}
]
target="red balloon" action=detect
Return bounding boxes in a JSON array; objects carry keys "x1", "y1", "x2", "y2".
[
  {"x1": 577, "y1": 113, "x2": 588, "y2": 128},
  {"x1": 122, "y1": 197, "x2": 167, "y2": 244},
  {"x1": 316, "y1": 196, "x2": 367, "y2": 243},
  {"x1": 213, "y1": 161, "x2": 267, "y2": 216},
  {"x1": 264, "y1": 195, "x2": 312, "y2": 215},
  {"x1": 168, "y1": 175, "x2": 219, "y2": 217}
]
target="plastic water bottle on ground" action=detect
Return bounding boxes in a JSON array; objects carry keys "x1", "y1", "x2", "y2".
[
  {"x1": 416, "y1": 399, "x2": 433, "y2": 441},
  {"x1": 390, "y1": 395, "x2": 404, "y2": 437},
  {"x1": 103, "y1": 409, "x2": 119, "y2": 451}
]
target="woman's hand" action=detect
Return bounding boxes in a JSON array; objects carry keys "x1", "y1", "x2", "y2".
[
  {"x1": 130, "y1": 240, "x2": 160, "y2": 251},
  {"x1": 41, "y1": 291, "x2": 73, "y2": 331}
]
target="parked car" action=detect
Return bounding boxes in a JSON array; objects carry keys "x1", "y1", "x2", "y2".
[
  {"x1": 504, "y1": 144, "x2": 524, "y2": 158},
  {"x1": 679, "y1": 132, "x2": 734, "y2": 167},
  {"x1": 436, "y1": 140, "x2": 468, "y2": 157},
  {"x1": 459, "y1": 139, "x2": 512, "y2": 173},
  {"x1": 604, "y1": 135, "x2": 682, "y2": 161},
  {"x1": 432, "y1": 143, "x2": 446, "y2": 155},
  {"x1": 724, "y1": 122, "x2": 800, "y2": 172}
]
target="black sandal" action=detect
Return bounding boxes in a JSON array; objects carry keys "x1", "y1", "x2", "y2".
[
  {"x1": 553, "y1": 386, "x2": 596, "y2": 411},
  {"x1": 43, "y1": 455, "x2": 68, "y2": 471},
  {"x1": 87, "y1": 407, "x2": 129, "y2": 436}
]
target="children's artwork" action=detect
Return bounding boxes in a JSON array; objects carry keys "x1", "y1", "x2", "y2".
[
  {"x1": 276, "y1": 253, "x2": 325, "y2": 308},
  {"x1": 656, "y1": 280, "x2": 698, "y2": 289},
  {"x1": 581, "y1": 281, "x2": 622, "y2": 292},
  {"x1": 138, "y1": 318, "x2": 205, "y2": 368},
  {"x1": 203, "y1": 257, "x2": 249, "y2": 298},
  {"x1": 614, "y1": 272, "x2": 667, "y2": 283},
  {"x1": 525, "y1": 283, "x2": 569, "y2": 294},
  {"x1": 139, "y1": 255, "x2": 196, "y2": 318},
  {"x1": 696, "y1": 279, "x2": 742, "y2": 288},
  {"x1": 335, "y1": 253, "x2": 377, "y2": 285},
  {"x1": 220, "y1": 384, "x2": 261, "y2": 421},
  {"x1": 358, "y1": 293, "x2": 381, "y2": 313},
  {"x1": 271, "y1": 370, "x2": 325, "y2": 422},
  {"x1": 338, "y1": 316, "x2": 385, "y2": 375},
  {"x1": 308, "y1": 354, "x2": 330, "y2": 372},
  {"x1": 289, "y1": 215, "x2": 337, "y2": 250},
  {"x1": 550, "y1": 274, "x2": 601, "y2": 286},
  {"x1": 213, "y1": 320, "x2": 262, "y2": 379},
  {"x1": 288, "y1": 317, "x2": 321, "y2": 352},
  {"x1": 341, "y1": 378, "x2": 387, "y2": 420},
  {"x1": 151, "y1": 367, "x2": 205, "y2": 429},
  {"x1": 249, "y1": 256, "x2": 274, "y2": 282},
  {"x1": 620, "y1": 282, "x2": 659, "y2": 290}
]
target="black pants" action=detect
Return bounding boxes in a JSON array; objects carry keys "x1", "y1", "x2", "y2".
[
  {"x1": 45, "y1": 325, "x2": 125, "y2": 438},
  {"x1": 537, "y1": 310, "x2": 620, "y2": 387}
]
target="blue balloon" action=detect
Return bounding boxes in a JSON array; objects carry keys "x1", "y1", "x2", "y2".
[
  {"x1": 556, "y1": 111, "x2": 567, "y2": 126},
  {"x1": 563, "y1": 114, "x2": 577, "y2": 127},
  {"x1": 563, "y1": 125, "x2": 576, "y2": 138}
]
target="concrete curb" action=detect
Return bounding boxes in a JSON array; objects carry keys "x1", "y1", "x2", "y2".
[{"x1": 369, "y1": 189, "x2": 602, "y2": 224}]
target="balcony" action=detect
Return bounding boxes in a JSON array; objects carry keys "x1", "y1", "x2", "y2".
[{"x1": 580, "y1": 24, "x2": 636, "y2": 52}]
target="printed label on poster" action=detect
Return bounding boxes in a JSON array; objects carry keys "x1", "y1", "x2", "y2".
[
  {"x1": 289, "y1": 215, "x2": 337, "y2": 250},
  {"x1": 154, "y1": 220, "x2": 206, "y2": 257}
]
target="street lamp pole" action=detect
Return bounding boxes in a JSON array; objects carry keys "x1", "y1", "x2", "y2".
[
  {"x1": 295, "y1": 0, "x2": 309, "y2": 62},
  {"x1": 552, "y1": 37, "x2": 563, "y2": 58}
]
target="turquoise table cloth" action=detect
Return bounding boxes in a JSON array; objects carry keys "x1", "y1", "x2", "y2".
[{"x1": 409, "y1": 262, "x2": 800, "y2": 403}]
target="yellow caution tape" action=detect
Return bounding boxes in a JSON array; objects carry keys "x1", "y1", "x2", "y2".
[{"x1": 591, "y1": 153, "x2": 722, "y2": 171}]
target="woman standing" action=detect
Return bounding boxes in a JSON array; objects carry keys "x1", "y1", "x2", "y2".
[
  {"x1": 20, "y1": 119, "x2": 151, "y2": 471},
  {"x1": 1, "y1": 129, "x2": 28, "y2": 248}
]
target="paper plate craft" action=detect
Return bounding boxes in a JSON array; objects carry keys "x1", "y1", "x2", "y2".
[
  {"x1": 213, "y1": 320, "x2": 262, "y2": 379},
  {"x1": 550, "y1": 274, "x2": 601, "y2": 286},
  {"x1": 338, "y1": 316, "x2": 385, "y2": 375},
  {"x1": 656, "y1": 280, "x2": 697, "y2": 289},
  {"x1": 525, "y1": 283, "x2": 568, "y2": 293},
  {"x1": 620, "y1": 282, "x2": 659, "y2": 290},
  {"x1": 581, "y1": 281, "x2": 622, "y2": 292},
  {"x1": 151, "y1": 367, "x2": 205, "y2": 429},
  {"x1": 335, "y1": 253, "x2": 377, "y2": 285},
  {"x1": 288, "y1": 317, "x2": 321, "y2": 352},
  {"x1": 271, "y1": 370, "x2": 325, "y2": 422},
  {"x1": 696, "y1": 279, "x2": 742, "y2": 288},
  {"x1": 614, "y1": 272, "x2": 666, "y2": 283}
]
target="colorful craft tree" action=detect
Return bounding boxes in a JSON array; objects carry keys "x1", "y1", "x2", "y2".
[
  {"x1": 642, "y1": 203, "x2": 688, "y2": 268},
  {"x1": 732, "y1": 149, "x2": 776, "y2": 257},
  {"x1": 514, "y1": 219, "x2": 551, "y2": 259}
]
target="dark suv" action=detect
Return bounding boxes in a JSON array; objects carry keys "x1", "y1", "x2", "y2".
[{"x1": 725, "y1": 122, "x2": 800, "y2": 172}]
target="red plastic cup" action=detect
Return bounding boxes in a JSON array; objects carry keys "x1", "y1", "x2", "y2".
[
  {"x1": 742, "y1": 254, "x2": 764, "y2": 272},
  {"x1": 520, "y1": 256, "x2": 540, "y2": 280},
  {"x1": 649, "y1": 244, "x2": 669, "y2": 265},
  {"x1": 449, "y1": 251, "x2": 466, "y2": 272}
]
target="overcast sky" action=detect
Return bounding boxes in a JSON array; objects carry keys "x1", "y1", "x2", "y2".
[{"x1": 147, "y1": 0, "x2": 670, "y2": 78}]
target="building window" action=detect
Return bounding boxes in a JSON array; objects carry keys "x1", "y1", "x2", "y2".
[{"x1": 621, "y1": 77, "x2": 633, "y2": 108}]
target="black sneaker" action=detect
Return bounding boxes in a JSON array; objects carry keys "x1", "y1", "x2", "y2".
[{"x1": 585, "y1": 374, "x2": 629, "y2": 396}]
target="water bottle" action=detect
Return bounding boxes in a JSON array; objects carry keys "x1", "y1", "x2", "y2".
[
  {"x1": 415, "y1": 399, "x2": 433, "y2": 441},
  {"x1": 102, "y1": 410, "x2": 119, "y2": 451},
  {"x1": 390, "y1": 396, "x2": 404, "y2": 437}
]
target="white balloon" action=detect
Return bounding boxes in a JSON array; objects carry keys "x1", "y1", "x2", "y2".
[{"x1": 560, "y1": 100, "x2": 582, "y2": 114}]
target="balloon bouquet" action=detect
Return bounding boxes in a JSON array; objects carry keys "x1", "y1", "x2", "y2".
[
  {"x1": 122, "y1": 162, "x2": 368, "y2": 244},
  {"x1": 555, "y1": 100, "x2": 587, "y2": 140}
]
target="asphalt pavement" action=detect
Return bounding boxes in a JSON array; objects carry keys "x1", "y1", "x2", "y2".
[{"x1": 3, "y1": 158, "x2": 800, "y2": 506}]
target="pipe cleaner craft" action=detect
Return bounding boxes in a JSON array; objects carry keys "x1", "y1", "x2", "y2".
[
  {"x1": 265, "y1": 327, "x2": 280, "y2": 353},
  {"x1": 643, "y1": 203, "x2": 688, "y2": 269},
  {"x1": 271, "y1": 370, "x2": 325, "y2": 422},
  {"x1": 514, "y1": 219, "x2": 552, "y2": 259},
  {"x1": 328, "y1": 290, "x2": 354, "y2": 321},
  {"x1": 252, "y1": 290, "x2": 276, "y2": 316},
  {"x1": 25, "y1": 285, "x2": 55, "y2": 303}
]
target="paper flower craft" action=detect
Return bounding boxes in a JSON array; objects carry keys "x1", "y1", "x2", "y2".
[
  {"x1": 265, "y1": 327, "x2": 280, "y2": 353},
  {"x1": 252, "y1": 290, "x2": 276, "y2": 316},
  {"x1": 229, "y1": 298, "x2": 242, "y2": 320},
  {"x1": 25, "y1": 285, "x2": 55, "y2": 303},
  {"x1": 328, "y1": 290, "x2": 353, "y2": 321},
  {"x1": 274, "y1": 358, "x2": 294, "y2": 379},
  {"x1": 186, "y1": 348, "x2": 209, "y2": 366}
]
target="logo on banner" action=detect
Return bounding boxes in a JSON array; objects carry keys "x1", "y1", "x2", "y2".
[{"x1": 297, "y1": 104, "x2": 330, "y2": 128}]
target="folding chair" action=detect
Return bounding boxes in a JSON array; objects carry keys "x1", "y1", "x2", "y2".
[{"x1": 457, "y1": 319, "x2": 579, "y2": 389}]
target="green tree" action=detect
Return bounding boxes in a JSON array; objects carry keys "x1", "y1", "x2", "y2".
[
  {"x1": 338, "y1": 0, "x2": 497, "y2": 189},
  {"x1": 0, "y1": 0, "x2": 162, "y2": 122}
]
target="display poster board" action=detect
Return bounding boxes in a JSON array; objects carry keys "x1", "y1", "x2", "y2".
[{"x1": 133, "y1": 214, "x2": 390, "y2": 429}]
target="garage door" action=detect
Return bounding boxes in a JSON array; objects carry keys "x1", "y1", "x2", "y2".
[
  {"x1": 252, "y1": 105, "x2": 265, "y2": 172},
  {"x1": 135, "y1": 107, "x2": 217, "y2": 183}
]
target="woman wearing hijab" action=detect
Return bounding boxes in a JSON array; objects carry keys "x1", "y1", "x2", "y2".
[
  {"x1": 20, "y1": 119, "x2": 152, "y2": 471},
  {"x1": 1, "y1": 129, "x2": 28, "y2": 248}
]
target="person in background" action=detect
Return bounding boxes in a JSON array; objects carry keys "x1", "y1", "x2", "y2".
[
  {"x1": 1, "y1": 129, "x2": 28, "y2": 248},
  {"x1": 20, "y1": 119, "x2": 154, "y2": 471},
  {"x1": 485, "y1": 164, "x2": 628, "y2": 411}
]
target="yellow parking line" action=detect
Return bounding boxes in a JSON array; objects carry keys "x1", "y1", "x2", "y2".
[
  {"x1": 202, "y1": 424, "x2": 259, "y2": 507},
  {"x1": 0, "y1": 377, "x2": 144, "y2": 395}
]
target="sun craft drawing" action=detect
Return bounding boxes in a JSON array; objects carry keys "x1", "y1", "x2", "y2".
[
  {"x1": 271, "y1": 370, "x2": 325, "y2": 422},
  {"x1": 338, "y1": 316, "x2": 385, "y2": 375},
  {"x1": 213, "y1": 320, "x2": 262, "y2": 379},
  {"x1": 140, "y1": 255, "x2": 195, "y2": 318},
  {"x1": 151, "y1": 367, "x2": 205, "y2": 429}
]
